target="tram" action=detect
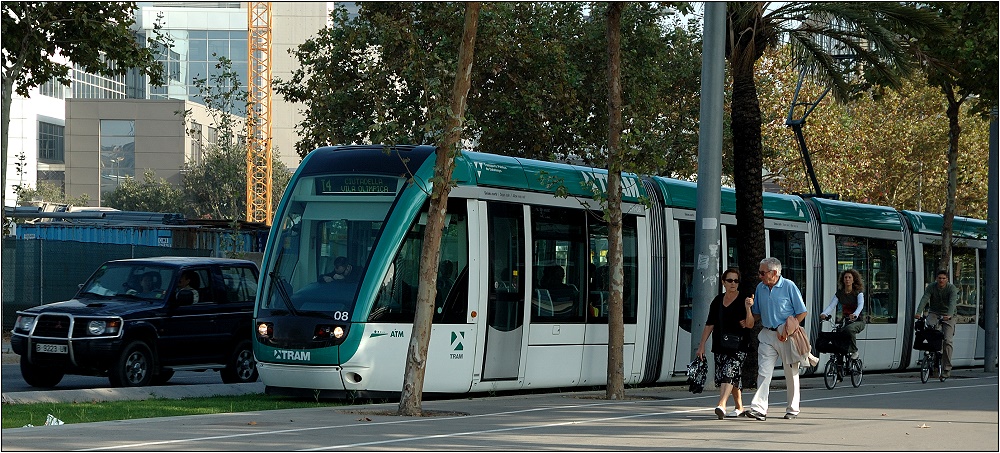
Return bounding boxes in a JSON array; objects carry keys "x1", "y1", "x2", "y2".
[{"x1": 253, "y1": 145, "x2": 988, "y2": 398}]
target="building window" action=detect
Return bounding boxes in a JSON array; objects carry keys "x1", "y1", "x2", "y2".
[
  {"x1": 38, "y1": 122, "x2": 65, "y2": 163},
  {"x1": 39, "y1": 79, "x2": 68, "y2": 99},
  {"x1": 189, "y1": 121, "x2": 203, "y2": 165},
  {"x1": 37, "y1": 170, "x2": 66, "y2": 194},
  {"x1": 100, "y1": 120, "x2": 135, "y2": 203}
]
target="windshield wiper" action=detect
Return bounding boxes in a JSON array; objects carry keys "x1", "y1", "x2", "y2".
[
  {"x1": 78, "y1": 291, "x2": 109, "y2": 299},
  {"x1": 268, "y1": 271, "x2": 300, "y2": 317}
]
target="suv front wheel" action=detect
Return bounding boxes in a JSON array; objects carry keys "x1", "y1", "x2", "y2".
[
  {"x1": 221, "y1": 340, "x2": 258, "y2": 384},
  {"x1": 110, "y1": 341, "x2": 154, "y2": 387}
]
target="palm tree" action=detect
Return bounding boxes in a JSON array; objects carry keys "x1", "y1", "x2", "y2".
[{"x1": 724, "y1": 2, "x2": 947, "y2": 387}]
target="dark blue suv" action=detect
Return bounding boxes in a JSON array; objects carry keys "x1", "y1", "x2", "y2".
[{"x1": 12, "y1": 257, "x2": 260, "y2": 388}]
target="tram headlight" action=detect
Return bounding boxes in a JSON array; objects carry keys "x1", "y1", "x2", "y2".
[
  {"x1": 314, "y1": 324, "x2": 346, "y2": 341},
  {"x1": 257, "y1": 322, "x2": 273, "y2": 339}
]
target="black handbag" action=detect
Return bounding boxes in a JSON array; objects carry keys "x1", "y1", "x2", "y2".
[
  {"x1": 719, "y1": 333, "x2": 742, "y2": 352},
  {"x1": 716, "y1": 301, "x2": 742, "y2": 352}
]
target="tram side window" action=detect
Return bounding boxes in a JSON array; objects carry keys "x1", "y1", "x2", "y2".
[
  {"x1": 836, "y1": 235, "x2": 898, "y2": 324},
  {"x1": 769, "y1": 230, "x2": 807, "y2": 300},
  {"x1": 488, "y1": 202, "x2": 526, "y2": 332},
  {"x1": 678, "y1": 220, "x2": 694, "y2": 333},
  {"x1": 587, "y1": 214, "x2": 638, "y2": 324},
  {"x1": 952, "y1": 247, "x2": 978, "y2": 325},
  {"x1": 922, "y1": 245, "x2": 978, "y2": 324},
  {"x1": 531, "y1": 206, "x2": 587, "y2": 322},
  {"x1": 370, "y1": 200, "x2": 469, "y2": 324}
]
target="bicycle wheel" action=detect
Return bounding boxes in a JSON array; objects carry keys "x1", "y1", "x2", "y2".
[
  {"x1": 850, "y1": 358, "x2": 864, "y2": 387},
  {"x1": 920, "y1": 351, "x2": 931, "y2": 383},
  {"x1": 937, "y1": 354, "x2": 947, "y2": 382},
  {"x1": 824, "y1": 358, "x2": 839, "y2": 389}
]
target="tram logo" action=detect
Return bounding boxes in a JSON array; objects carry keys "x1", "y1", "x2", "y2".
[
  {"x1": 450, "y1": 331, "x2": 465, "y2": 359},
  {"x1": 273, "y1": 349, "x2": 311, "y2": 361},
  {"x1": 370, "y1": 329, "x2": 405, "y2": 338}
]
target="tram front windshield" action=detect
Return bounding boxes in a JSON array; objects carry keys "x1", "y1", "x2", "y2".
[{"x1": 261, "y1": 174, "x2": 399, "y2": 318}]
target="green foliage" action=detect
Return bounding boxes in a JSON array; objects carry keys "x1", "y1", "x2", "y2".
[
  {"x1": 758, "y1": 47, "x2": 991, "y2": 219},
  {"x1": 1, "y1": 2, "x2": 166, "y2": 97},
  {"x1": 102, "y1": 170, "x2": 184, "y2": 213},
  {"x1": 14, "y1": 182, "x2": 90, "y2": 207},
  {"x1": 918, "y1": 2, "x2": 999, "y2": 118},
  {"x1": 1, "y1": 2, "x2": 169, "y2": 211},
  {"x1": 275, "y1": 2, "x2": 699, "y2": 176},
  {"x1": 180, "y1": 56, "x2": 291, "y2": 220}
]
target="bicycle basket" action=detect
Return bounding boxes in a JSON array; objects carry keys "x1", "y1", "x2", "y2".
[
  {"x1": 816, "y1": 331, "x2": 851, "y2": 354},
  {"x1": 913, "y1": 328, "x2": 944, "y2": 351}
]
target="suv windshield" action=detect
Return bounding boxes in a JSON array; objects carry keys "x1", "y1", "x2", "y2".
[
  {"x1": 261, "y1": 173, "x2": 400, "y2": 318},
  {"x1": 80, "y1": 263, "x2": 175, "y2": 301}
]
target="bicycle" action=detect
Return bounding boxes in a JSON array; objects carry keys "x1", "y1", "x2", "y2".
[
  {"x1": 914, "y1": 315, "x2": 947, "y2": 383},
  {"x1": 816, "y1": 317, "x2": 863, "y2": 389}
]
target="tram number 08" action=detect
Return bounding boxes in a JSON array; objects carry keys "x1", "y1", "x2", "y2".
[{"x1": 333, "y1": 311, "x2": 350, "y2": 321}]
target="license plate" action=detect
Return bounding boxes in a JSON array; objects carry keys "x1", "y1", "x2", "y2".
[{"x1": 35, "y1": 343, "x2": 68, "y2": 354}]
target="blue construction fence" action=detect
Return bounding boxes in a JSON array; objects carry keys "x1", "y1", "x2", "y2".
[{"x1": 2, "y1": 223, "x2": 270, "y2": 331}]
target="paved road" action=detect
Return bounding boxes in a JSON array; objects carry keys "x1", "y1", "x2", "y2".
[
  {"x1": 1, "y1": 345, "x2": 263, "y2": 404},
  {"x1": 2, "y1": 362, "x2": 240, "y2": 393},
  {"x1": 2, "y1": 370, "x2": 996, "y2": 451}
]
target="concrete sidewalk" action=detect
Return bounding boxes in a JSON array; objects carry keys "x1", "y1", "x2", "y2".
[{"x1": 2, "y1": 371, "x2": 997, "y2": 451}]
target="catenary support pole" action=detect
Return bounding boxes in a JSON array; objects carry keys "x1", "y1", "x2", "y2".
[
  {"x1": 691, "y1": 2, "x2": 725, "y2": 363},
  {"x1": 985, "y1": 107, "x2": 997, "y2": 373}
]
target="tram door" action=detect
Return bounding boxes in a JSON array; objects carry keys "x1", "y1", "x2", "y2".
[{"x1": 482, "y1": 202, "x2": 526, "y2": 380}]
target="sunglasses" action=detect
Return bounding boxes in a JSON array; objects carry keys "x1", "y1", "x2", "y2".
[
  {"x1": 724, "y1": 278, "x2": 739, "y2": 284},
  {"x1": 758, "y1": 270, "x2": 771, "y2": 276}
]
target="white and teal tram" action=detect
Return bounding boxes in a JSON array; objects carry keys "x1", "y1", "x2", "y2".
[{"x1": 254, "y1": 145, "x2": 988, "y2": 398}]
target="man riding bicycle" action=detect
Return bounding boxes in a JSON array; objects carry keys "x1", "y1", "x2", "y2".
[
  {"x1": 914, "y1": 269, "x2": 958, "y2": 379},
  {"x1": 819, "y1": 269, "x2": 866, "y2": 359}
]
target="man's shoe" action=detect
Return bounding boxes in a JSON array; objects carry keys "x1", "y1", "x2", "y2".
[
  {"x1": 746, "y1": 409, "x2": 766, "y2": 421},
  {"x1": 783, "y1": 412, "x2": 798, "y2": 419},
  {"x1": 942, "y1": 370, "x2": 951, "y2": 379},
  {"x1": 726, "y1": 409, "x2": 741, "y2": 418},
  {"x1": 715, "y1": 406, "x2": 725, "y2": 420}
]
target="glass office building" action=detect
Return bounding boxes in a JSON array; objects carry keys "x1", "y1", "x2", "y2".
[{"x1": 135, "y1": 3, "x2": 248, "y2": 107}]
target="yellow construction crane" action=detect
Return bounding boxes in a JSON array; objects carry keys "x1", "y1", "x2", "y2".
[{"x1": 246, "y1": 1, "x2": 273, "y2": 224}]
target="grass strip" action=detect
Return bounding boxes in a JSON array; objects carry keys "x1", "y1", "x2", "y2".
[{"x1": 2, "y1": 395, "x2": 346, "y2": 429}]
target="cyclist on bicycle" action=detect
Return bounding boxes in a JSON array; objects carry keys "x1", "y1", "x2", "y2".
[
  {"x1": 819, "y1": 269, "x2": 866, "y2": 359},
  {"x1": 915, "y1": 269, "x2": 958, "y2": 379}
]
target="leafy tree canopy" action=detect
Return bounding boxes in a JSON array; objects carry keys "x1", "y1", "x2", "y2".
[
  {"x1": 181, "y1": 56, "x2": 291, "y2": 221},
  {"x1": 758, "y1": 47, "x2": 991, "y2": 219},
  {"x1": 276, "y1": 2, "x2": 699, "y2": 176},
  {"x1": 1, "y1": 2, "x2": 166, "y2": 96},
  {"x1": 103, "y1": 170, "x2": 184, "y2": 213},
  {"x1": 918, "y1": 2, "x2": 999, "y2": 118},
  {"x1": 2, "y1": 2, "x2": 168, "y2": 212}
]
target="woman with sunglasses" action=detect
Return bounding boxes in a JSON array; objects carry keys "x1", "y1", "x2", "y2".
[{"x1": 696, "y1": 268, "x2": 755, "y2": 420}]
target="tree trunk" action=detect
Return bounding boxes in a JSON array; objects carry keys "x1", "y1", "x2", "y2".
[
  {"x1": 938, "y1": 85, "x2": 962, "y2": 273},
  {"x1": 605, "y1": 1, "x2": 626, "y2": 401},
  {"x1": 730, "y1": 52, "x2": 766, "y2": 391},
  {"x1": 2, "y1": 57, "x2": 25, "y2": 217},
  {"x1": 398, "y1": 2, "x2": 480, "y2": 417}
]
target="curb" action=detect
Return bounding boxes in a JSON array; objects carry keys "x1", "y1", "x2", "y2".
[{"x1": 2, "y1": 382, "x2": 266, "y2": 404}]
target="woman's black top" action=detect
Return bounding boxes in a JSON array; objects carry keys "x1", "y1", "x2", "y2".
[{"x1": 705, "y1": 291, "x2": 754, "y2": 353}]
